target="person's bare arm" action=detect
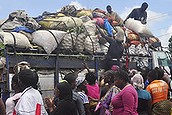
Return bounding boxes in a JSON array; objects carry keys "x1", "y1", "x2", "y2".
[
  {"x1": 82, "y1": 62, "x2": 90, "y2": 73},
  {"x1": 96, "y1": 25, "x2": 113, "y2": 43},
  {"x1": 45, "y1": 97, "x2": 55, "y2": 113},
  {"x1": 0, "y1": 98, "x2": 5, "y2": 115}
]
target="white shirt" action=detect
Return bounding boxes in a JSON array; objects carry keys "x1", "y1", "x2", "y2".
[
  {"x1": 15, "y1": 87, "x2": 48, "y2": 115},
  {"x1": 6, "y1": 93, "x2": 22, "y2": 115}
]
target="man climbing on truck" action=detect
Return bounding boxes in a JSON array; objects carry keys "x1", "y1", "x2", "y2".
[{"x1": 125, "y1": 2, "x2": 148, "y2": 24}]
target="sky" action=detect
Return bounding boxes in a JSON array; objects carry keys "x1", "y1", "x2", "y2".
[{"x1": 0, "y1": 0, "x2": 172, "y2": 47}]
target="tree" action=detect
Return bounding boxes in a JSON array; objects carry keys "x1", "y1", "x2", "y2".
[{"x1": 168, "y1": 36, "x2": 172, "y2": 53}]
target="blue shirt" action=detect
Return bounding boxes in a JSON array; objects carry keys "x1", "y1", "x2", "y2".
[{"x1": 137, "y1": 89, "x2": 151, "y2": 100}]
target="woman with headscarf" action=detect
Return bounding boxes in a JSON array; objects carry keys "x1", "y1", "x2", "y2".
[{"x1": 131, "y1": 74, "x2": 151, "y2": 115}]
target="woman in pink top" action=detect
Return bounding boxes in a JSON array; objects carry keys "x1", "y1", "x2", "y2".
[{"x1": 111, "y1": 69, "x2": 138, "y2": 115}]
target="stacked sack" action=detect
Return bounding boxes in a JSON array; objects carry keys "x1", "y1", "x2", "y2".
[{"x1": 0, "y1": 5, "x2": 161, "y2": 56}]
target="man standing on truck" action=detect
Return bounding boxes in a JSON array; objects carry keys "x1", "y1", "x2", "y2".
[{"x1": 125, "y1": 2, "x2": 148, "y2": 24}]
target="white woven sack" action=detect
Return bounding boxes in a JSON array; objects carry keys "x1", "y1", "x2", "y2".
[
  {"x1": 84, "y1": 35, "x2": 101, "y2": 53},
  {"x1": 79, "y1": 16, "x2": 91, "y2": 22},
  {"x1": 60, "y1": 33, "x2": 73, "y2": 51},
  {"x1": 83, "y1": 20, "x2": 97, "y2": 36},
  {"x1": 99, "y1": 42, "x2": 109, "y2": 54},
  {"x1": 75, "y1": 33, "x2": 87, "y2": 52},
  {"x1": 32, "y1": 30, "x2": 67, "y2": 54},
  {"x1": 60, "y1": 32, "x2": 86, "y2": 53},
  {"x1": 115, "y1": 26, "x2": 125, "y2": 42},
  {"x1": 125, "y1": 18, "x2": 153, "y2": 36},
  {"x1": 0, "y1": 32, "x2": 32, "y2": 48}
]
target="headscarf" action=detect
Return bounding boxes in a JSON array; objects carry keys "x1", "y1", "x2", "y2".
[
  {"x1": 131, "y1": 73, "x2": 144, "y2": 90},
  {"x1": 111, "y1": 65, "x2": 119, "y2": 71}
]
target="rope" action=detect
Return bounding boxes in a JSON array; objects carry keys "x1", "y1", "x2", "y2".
[{"x1": 9, "y1": 32, "x2": 17, "y2": 55}]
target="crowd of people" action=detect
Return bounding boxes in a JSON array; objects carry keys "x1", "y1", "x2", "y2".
[
  {"x1": 0, "y1": 60, "x2": 172, "y2": 115},
  {"x1": 0, "y1": 2, "x2": 172, "y2": 115}
]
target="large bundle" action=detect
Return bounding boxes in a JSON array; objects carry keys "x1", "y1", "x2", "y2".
[
  {"x1": 126, "y1": 29, "x2": 140, "y2": 41},
  {"x1": 1, "y1": 6, "x2": 157, "y2": 56},
  {"x1": 39, "y1": 16, "x2": 83, "y2": 30},
  {"x1": 83, "y1": 20, "x2": 97, "y2": 36},
  {"x1": 0, "y1": 31, "x2": 32, "y2": 48},
  {"x1": 60, "y1": 5, "x2": 77, "y2": 17},
  {"x1": 84, "y1": 35, "x2": 101, "y2": 53},
  {"x1": 1, "y1": 10, "x2": 40, "y2": 31},
  {"x1": 125, "y1": 18, "x2": 153, "y2": 37},
  {"x1": 60, "y1": 32, "x2": 87, "y2": 54},
  {"x1": 32, "y1": 30, "x2": 67, "y2": 54},
  {"x1": 76, "y1": 9, "x2": 93, "y2": 18}
]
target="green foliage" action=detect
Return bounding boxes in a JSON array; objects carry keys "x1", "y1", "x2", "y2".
[{"x1": 0, "y1": 43, "x2": 5, "y2": 56}]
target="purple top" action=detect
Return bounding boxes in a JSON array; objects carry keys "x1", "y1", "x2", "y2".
[{"x1": 111, "y1": 84, "x2": 138, "y2": 115}]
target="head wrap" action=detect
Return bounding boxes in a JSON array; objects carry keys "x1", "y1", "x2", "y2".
[
  {"x1": 13, "y1": 61, "x2": 30, "y2": 73},
  {"x1": 111, "y1": 65, "x2": 119, "y2": 71},
  {"x1": 131, "y1": 74, "x2": 144, "y2": 89}
]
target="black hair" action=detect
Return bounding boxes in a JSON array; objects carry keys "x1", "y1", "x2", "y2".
[
  {"x1": 114, "y1": 69, "x2": 129, "y2": 83},
  {"x1": 147, "y1": 69, "x2": 158, "y2": 82},
  {"x1": 64, "y1": 72, "x2": 77, "y2": 85},
  {"x1": 11, "y1": 73, "x2": 22, "y2": 92},
  {"x1": 104, "y1": 70, "x2": 116, "y2": 84},
  {"x1": 141, "y1": 2, "x2": 148, "y2": 10},
  {"x1": 18, "y1": 69, "x2": 38, "y2": 89},
  {"x1": 56, "y1": 82, "x2": 72, "y2": 100},
  {"x1": 106, "y1": 5, "x2": 111, "y2": 9},
  {"x1": 12, "y1": 73, "x2": 19, "y2": 84},
  {"x1": 154, "y1": 67, "x2": 164, "y2": 80},
  {"x1": 85, "y1": 72, "x2": 97, "y2": 85},
  {"x1": 140, "y1": 67, "x2": 150, "y2": 82}
]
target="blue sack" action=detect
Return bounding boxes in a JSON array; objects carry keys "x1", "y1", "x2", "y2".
[
  {"x1": 104, "y1": 19, "x2": 114, "y2": 37},
  {"x1": 12, "y1": 26, "x2": 35, "y2": 33}
]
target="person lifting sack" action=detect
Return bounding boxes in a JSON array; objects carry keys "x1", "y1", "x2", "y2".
[{"x1": 97, "y1": 25, "x2": 124, "y2": 71}]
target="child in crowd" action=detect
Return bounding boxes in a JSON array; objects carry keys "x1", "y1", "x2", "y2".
[
  {"x1": 85, "y1": 72, "x2": 100, "y2": 115},
  {"x1": 76, "y1": 76, "x2": 91, "y2": 115}
]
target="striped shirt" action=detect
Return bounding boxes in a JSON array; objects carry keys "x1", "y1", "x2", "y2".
[{"x1": 78, "y1": 92, "x2": 89, "y2": 104}]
